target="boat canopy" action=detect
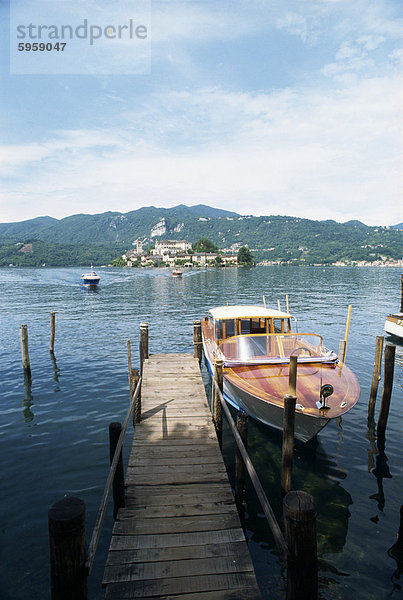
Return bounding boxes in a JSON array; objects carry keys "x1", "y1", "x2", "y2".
[{"x1": 208, "y1": 305, "x2": 291, "y2": 320}]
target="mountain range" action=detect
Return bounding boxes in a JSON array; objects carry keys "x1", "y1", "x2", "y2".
[{"x1": 0, "y1": 204, "x2": 401, "y2": 267}]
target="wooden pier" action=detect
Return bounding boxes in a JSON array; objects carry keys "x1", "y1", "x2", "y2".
[{"x1": 102, "y1": 353, "x2": 262, "y2": 599}]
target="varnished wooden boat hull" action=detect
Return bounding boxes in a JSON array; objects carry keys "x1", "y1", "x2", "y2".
[{"x1": 223, "y1": 362, "x2": 360, "y2": 442}]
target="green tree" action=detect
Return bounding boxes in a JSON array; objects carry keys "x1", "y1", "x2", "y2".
[
  {"x1": 192, "y1": 237, "x2": 219, "y2": 253},
  {"x1": 237, "y1": 246, "x2": 254, "y2": 266},
  {"x1": 111, "y1": 257, "x2": 126, "y2": 267}
]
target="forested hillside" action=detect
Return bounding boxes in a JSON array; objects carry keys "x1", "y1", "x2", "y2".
[{"x1": 0, "y1": 204, "x2": 401, "y2": 266}]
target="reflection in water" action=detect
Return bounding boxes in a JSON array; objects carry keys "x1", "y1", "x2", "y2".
[
  {"x1": 367, "y1": 422, "x2": 392, "y2": 513},
  {"x1": 22, "y1": 378, "x2": 34, "y2": 423},
  {"x1": 50, "y1": 352, "x2": 61, "y2": 392},
  {"x1": 222, "y1": 414, "x2": 353, "y2": 593},
  {"x1": 388, "y1": 506, "x2": 403, "y2": 593}
]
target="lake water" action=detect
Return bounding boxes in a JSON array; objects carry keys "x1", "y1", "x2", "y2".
[{"x1": 0, "y1": 266, "x2": 402, "y2": 600}]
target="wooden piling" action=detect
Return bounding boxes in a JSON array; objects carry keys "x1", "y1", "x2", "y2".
[
  {"x1": 50, "y1": 312, "x2": 56, "y2": 354},
  {"x1": 400, "y1": 273, "x2": 403, "y2": 313},
  {"x1": 288, "y1": 355, "x2": 297, "y2": 396},
  {"x1": 127, "y1": 340, "x2": 133, "y2": 399},
  {"x1": 131, "y1": 368, "x2": 141, "y2": 424},
  {"x1": 235, "y1": 410, "x2": 248, "y2": 519},
  {"x1": 48, "y1": 496, "x2": 87, "y2": 600},
  {"x1": 338, "y1": 340, "x2": 346, "y2": 363},
  {"x1": 368, "y1": 335, "x2": 384, "y2": 422},
  {"x1": 109, "y1": 422, "x2": 125, "y2": 520},
  {"x1": 281, "y1": 394, "x2": 296, "y2": 496},
  {"x1": 284, "y1": 490, "x2": 318, "y2": 600},
  {"x1": 343, "y1": 304, "x2": 352, "y2": 361},
  {"x1": 19, "y1": 324, "x2": 31, "y2": 380},
  {"x1": 193, "y1": 319, "x2": 202, "y2": 363},
  {"x1": 213, "y1": 359, "x2": 224, "y2": 447},
  {"x1": 377, "y1": 343, "x2": 396, "y2": 437},
  {"x1": 139, "y1": 322, "x2": 149, "y2": 373}
]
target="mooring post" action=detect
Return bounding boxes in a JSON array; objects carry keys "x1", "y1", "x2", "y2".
[
  {"x1": 48, "y1": 496, "x2": 87, "y2": 600},
  {"x1": 284, "y1": 490, "x2": 318, "y2": 600},
  {"x1": 368, "y1": 335, "x2": 384, "y2": 423},
  {"x1": 235, "y1": 410, "x2": 248, "y2": 520},
  {"x1": 131, "y1": 368, "x2": 141, "y2": 424},
  {"x1": 281, "y1": 394, "x2": 296, "y2": 496},
  {"x1": 213, "y1": 359, "x2": 223, "y2": 447},
  {"x1": 377, "y1": 343, "x2": 396, "y2": 437},
  {"x1": 193, "y1": 320, "x2": 202, "y2": 364},
  {"x1": 139, "y1": 322, "x2": 149, "y2": 373},
  {"x1": 19, "y1": 324, "x2": 31, "y2": 381},
  {"x1": 50, "y1": 312, "x2": 56, "y2": 354},
  {"x1": 288, "y1": 355, "x2": 298, "y2": 396},
  {"x1": 109, "y1": 422, "x2": 125, "y2": 520},
  {"x1": 338, "y1": 340, "x2": 346, "y2": 363},
  {"x1": 127, "y1": 340, "x2": 133, "y2": 400}
]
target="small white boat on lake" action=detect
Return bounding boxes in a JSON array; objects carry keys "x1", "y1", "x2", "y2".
[
  {"x1": 80, "y1": 265, "x2": 101, "y2": 287},
  {"x1": 171, "y1": 269, "x2": 183, "y2": 278}
]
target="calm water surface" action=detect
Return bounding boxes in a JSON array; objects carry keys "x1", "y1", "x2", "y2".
[{"x1": 0, "y1": 266, "x2": 402, "y2": 600}]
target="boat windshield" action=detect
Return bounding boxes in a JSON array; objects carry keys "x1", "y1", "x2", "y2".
[{"x1": 217, "y1": 333, "x2": 337, "y2": 365}]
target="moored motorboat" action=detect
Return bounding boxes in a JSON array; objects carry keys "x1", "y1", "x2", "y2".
[
  {"x1": 80, "y1": 265, "x2": 101, "y2": 287},
  {"x1": 384, "y1": 313, "x2": 403, "y2": 339},
  {"x1": 202, "y1": 304, "x2": 360, "y2": 442},
  {"x1": 384, "y1": 274, "x2": 403, "y2": 339}
]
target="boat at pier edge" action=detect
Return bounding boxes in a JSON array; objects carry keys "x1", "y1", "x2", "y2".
[
  {"x1": 384, "y1": 312, "x2": 403, "y2": 339},
  {"x1": 80, "y1": 266, "x2": 101, "y2": 287},
  {"x1": 384, "y1": 274, "x2": 403, "y2": 340},
  {"x1": 202, "y1": 304, "x2": 360, "y2": 443}
]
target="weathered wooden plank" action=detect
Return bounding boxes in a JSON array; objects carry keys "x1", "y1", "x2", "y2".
[
  {"x1": 105, "y1": 540, "x2": 250, "y2": 566},
  {"x1": 109, "y1": 528, "x2": 247, "y2": 551},
  {"x1": 103, "y1": 554, "x2": 255, "y2": 584},
  {"x1": 112, "y1": 513, "x2": 241, "y2": 536},
  {"x1": 126, "y1": 463, "x2": 227, "y2": 476},
  {"x1": 118, "y1": 500, "x2": 238, "y2": 520},
  {"x1": 128, "y1": 456, "x2": 223, "y2": 467},
  {"x1": 105, "y1": 573, "x2": 261, "y2": 599},
  {"x1": 125, "y1": 482, "x2": 234, "y2": 498},
  {"x1": 125, "y1": 490, "x2": 234, "y2": 508},
  {"x1": 105, "y1": 590, "x2": 260, "y2": 600}
]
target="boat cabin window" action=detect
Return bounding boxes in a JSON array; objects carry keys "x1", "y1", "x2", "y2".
[
  {"x1": 215, "y1": 319, "x2": 236, "y2": 340},
  {"x1": 239, "y1": 318, "x2": 269, "y2": 335},
  {"x1": 272, "y1": 318, "x2": 291, "y2": 333}
]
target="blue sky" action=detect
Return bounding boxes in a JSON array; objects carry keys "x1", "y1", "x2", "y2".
[{"x1": 0, "y1": 0, "x2": 402, "y2": 225}]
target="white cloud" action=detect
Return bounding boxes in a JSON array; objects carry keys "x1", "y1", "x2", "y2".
[{"x1": 0, "y1": 74, "x2": 400, "y2": 225}]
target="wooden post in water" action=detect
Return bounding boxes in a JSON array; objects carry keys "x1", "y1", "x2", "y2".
[
  {"x1": 48, "y1": 496, "x2": 87, "y2": 600},
  {"x1": 368, "y1": 335, "x2": 384, "y2": 422},
  {"x1": 109, "y1": 422, "x2": 125, "y2": 520},
  {"x1": 193, "y1": 320, "x2": 202, "y2": 364},
  {"x1": 131, "y1": 368, "x2": 141, "y2": 424},
  {"x1": 213, "y1": 359, "x2": 223, "y2": 447},
  {"x1": 139, "y1": 322, "x2": 149, "y2": 373},
  {"x1": 288, "y1": 355, "x2": 297, "y2": 397},
  {"x1": 400, "y1": 273, "x2": 403, "y2": 313},
  {"x1": 338, "y1": 340, "x2": 346, "y2": 363},
  {"x1": 284, "y1": 490, "x2": 318, "y2": 600},
  {"x1": 127, "y1": 340, "x2": 133, "y2": 399},
  {"x1": 377, "y1": 343, "x2": 396, "y2": 437},
  {"x1": 281, "y1": 395, "x2": 296, "y2": 496},
  {"x1": 19, "y1": 324, "x2": 31, "y2": 381},
  {"x1": 50, "y1": 312, "x2": 56, "y2": 354},
  {"x1": 235, "y1": 410, "x2": 248, "y2": 519},
  {"x1": 342, "y1": 304, "x2": 352, "y2": 362}
]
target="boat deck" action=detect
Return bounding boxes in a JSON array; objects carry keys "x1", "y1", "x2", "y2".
[{"x1": 102, "y1": 353, "x2": 262, "y2": 600}]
